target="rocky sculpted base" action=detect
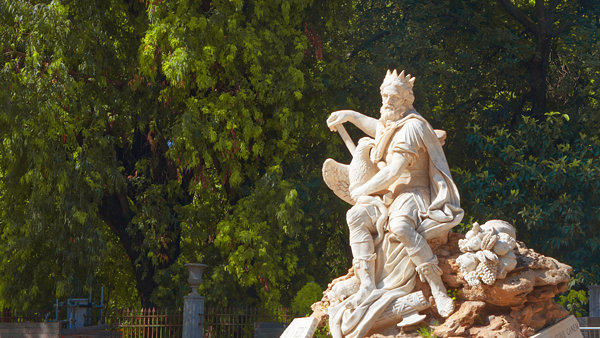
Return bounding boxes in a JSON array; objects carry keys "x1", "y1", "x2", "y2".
[{"x1": 311, "y1": 231, "x2": 572, "y2": 337}]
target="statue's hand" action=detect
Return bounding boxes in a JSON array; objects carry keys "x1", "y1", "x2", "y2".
[{"x1": 327, "y1": 110, "x2": 358, "y2": 132}]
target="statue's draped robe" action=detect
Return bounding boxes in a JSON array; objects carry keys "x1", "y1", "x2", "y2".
[{"x1": 329, "y1": 114, "x2": 464, "y2": 338}]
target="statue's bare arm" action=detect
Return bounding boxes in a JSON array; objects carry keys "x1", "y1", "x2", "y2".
[
  {"x1": 350, "y1": 152, "x2": 407, "y2": 200},
  {"x1": 327, "y1": 110, "x2": 378, "y2": 138}
]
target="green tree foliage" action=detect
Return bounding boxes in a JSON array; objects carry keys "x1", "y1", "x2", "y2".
[
  {"x1": 291, "y1": 281, "x2": 323, "y2": 316},
  {"x1": 557, "y1": 288, "x2": 589, "y2": 317},
  {"x1": 455, "y1": 113, "x2": 600, "y2": 280},
  {"x1": 331, "y1": 0, "x2": 600, "y2": 158},
  {"x1": 0, "y1": 0, "x2": 352, "y2": 311},
  {"x1": 1, "y1": 0, "x2": 599, "y2": 314},
  {"x1": 136, "y1": 0, "x2": 356, "y2": 309}
]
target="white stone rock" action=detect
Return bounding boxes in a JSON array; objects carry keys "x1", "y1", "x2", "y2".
[
  {"x1": 530, "y1": 315, "x2": 583, "y2": 338},
  {"x1": 279, "y1": 317, "x2": 319, "y2": 338}
]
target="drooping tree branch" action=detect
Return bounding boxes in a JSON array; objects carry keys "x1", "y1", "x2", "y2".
[
  {"x1": 499, "y1": 0, "x2": 538, "y2": 34},
  {"x1": 498, "y1": 0, "x2": 563, "y2": 117}
]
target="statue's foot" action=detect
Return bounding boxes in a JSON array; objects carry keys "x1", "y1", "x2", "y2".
[
  {"x1": 350, "y1": 256, "x2": 376, "y2": 308},
  {"x1": 415, "y1": 259, "x2": 455, "y2": 317},
  {"x1": 433, "y1": 292, "x2": 454, "y2": 318}
]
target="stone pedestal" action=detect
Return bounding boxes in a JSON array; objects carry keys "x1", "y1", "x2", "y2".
[
  {"x1": 530, "y1": 315, "x2": 583, "y2": 338},
  {"x1": 183, "y1": 263, "x2": 208, "y2": 338},
  {"x1": 183, "y1": 293, "x2": 205, "y2": 338}
]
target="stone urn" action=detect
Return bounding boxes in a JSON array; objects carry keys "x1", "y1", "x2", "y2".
[{"x1": 185, "y1": 263, "x2": 208, "y2": 295}]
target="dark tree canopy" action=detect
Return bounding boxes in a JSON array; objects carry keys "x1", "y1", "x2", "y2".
[{"x1": 1, "y1": 0, "x2": 599, "y2": 313}]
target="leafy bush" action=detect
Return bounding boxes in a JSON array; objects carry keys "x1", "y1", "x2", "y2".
[
  {"x1": 455, "y1": 112, "x2": 600, "y2": 287},
  {"x1": 291, "y1": 282, "x2": 323, "y2": 316},
  {"x1": 557, "y1": 289, "x2": 589, "y2": 317}
]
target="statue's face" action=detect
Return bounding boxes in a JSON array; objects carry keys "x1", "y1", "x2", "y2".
[{"x1": 380, "y1": 85, "x2": 408, "y2": 122}]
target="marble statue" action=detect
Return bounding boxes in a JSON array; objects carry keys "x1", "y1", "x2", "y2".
[{"x1": 322, "y1": 70, "x2": 464, "y2": 337}]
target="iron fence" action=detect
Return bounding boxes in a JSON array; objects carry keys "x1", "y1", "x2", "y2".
[
  {"x1": 105, "y1": 308, "x2": 183, "y2": 338},
  {"x1": 204, "y1": 306, "x2": 293, "y2": 338},
  {"x1": 0, "y1": 309, "x2": 45, "y2": 323},
  {"x1": 581, "y1": 327, "x2": 600, "y2": 338},
  {"x1": 0, "y1": 306, "x2": 293, "y2": 337},
  {"x1": 580, "y1": 317, "x2": 600, "y2": 338}
]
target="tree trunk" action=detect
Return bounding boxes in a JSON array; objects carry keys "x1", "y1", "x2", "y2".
[
  {"x1": 100, "y1": 191, "x2": 157, "y2": 308},
  {"x1": 499, "y1": 0, "x2": 558, "y2": 117},
  {"x1": 99, "y1": 127, "x2": 184, "y2": 308},
  {"x1": 529, "y1": 31, "x2": 551, "y2": 117}
]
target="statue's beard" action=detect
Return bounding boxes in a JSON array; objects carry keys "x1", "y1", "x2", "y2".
[{"x1": 380, "y1": 105, "x2": 405, "y2": 123}]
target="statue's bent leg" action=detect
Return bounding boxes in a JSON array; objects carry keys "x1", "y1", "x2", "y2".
[
  {"x1": 346, "y1": 204, "x2": 380, "y2": 306},
  {"x1": 389, "y1": 216, "x2": 455, "y2": 318}
]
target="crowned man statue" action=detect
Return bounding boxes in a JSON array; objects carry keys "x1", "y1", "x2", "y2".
[{"x1": 322, "y1": 70, "x2": 464, "y2": 337}]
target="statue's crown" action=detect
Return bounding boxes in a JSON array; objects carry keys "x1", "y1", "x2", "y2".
[{"x1": 380, "y1": 69, "x2": 415, "y2": 91}]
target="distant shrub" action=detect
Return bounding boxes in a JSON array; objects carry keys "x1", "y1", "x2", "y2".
[{"x1": 291, "y1": 282, "x2": 323, "y2": 316}]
